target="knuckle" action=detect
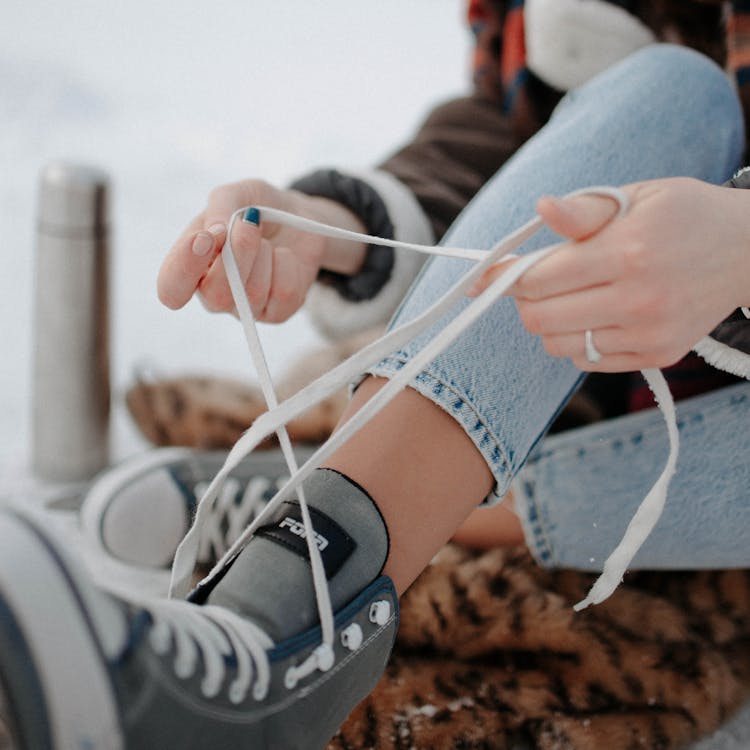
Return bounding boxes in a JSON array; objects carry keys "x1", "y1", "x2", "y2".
[
  {"x1": 621, "y1": 240, "x2": 650, "y2": 276},
  {"x1": 252, "y1": 178, "x2": 273, "y2": 197},
  {"x1": 645, "y1": 328, "x2": 668, "y2": 353},
  {"x1": 246, "y1": 282, "x2": 268, "y2": 309},
  {"x1": 541, "y1": 337, "x2": 558, "y2": 357},
  {"x1": 246, "y1": 292, "x2": 265, "y2": 311},
  {"x1": 518, "y1": 276, "x2": 544, "y2": 302},
  {"x1": 207, "y1": 184, "x2": 231, "y2": 206},
  {"x1": 263, "y1": 305, "x2": 292, "y2": 324},
  {"x1": 275, "y1": 283, "x2": 297, "y2": 304},
  {"x1": 518, "y1": 303, "x2": 543, "y2": 335},
  {"x1": 199, "y1": 286, "x2": 232, "y2": 313},
  {"x1": 622, "y1": 290, "x2": 654, "y2": 323},
  {"x1": 273, "y1": 276, "x2": 304, "y2": 308}
]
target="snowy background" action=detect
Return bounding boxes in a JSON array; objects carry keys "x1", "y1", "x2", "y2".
[{"x1": 0, "y1": 0, "x2": 469, "y2": 473}]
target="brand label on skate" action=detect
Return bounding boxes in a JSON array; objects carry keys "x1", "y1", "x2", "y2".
[{"x1": 256, "y1": 501, "x2": 356, "y2": 578}]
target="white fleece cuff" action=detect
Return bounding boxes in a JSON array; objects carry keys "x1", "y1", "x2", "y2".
[
  {"x1": 694, "y1": 336, "x2": 750, "y2": 380},
  {"x1": 306, "y1": 169, "x2": 434, "y2": 340},
  {"x1": 525, "y1": 0, "x2": 656, "y2": 91}
]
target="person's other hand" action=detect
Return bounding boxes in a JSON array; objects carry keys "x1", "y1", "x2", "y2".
[
  {"x1": 158, "y1": 179, "x2": 366, "y2": 323},
  {"x1": 470, "y1": 177, "x2": 750, "y2": 371}
]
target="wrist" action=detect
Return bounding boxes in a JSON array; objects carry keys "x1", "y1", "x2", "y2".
[
  {"x1": 299, "y1": 194, "x2": 368, "y2": 276},
  {"x1": 289, "y1": 169, "x2": 396, "y2": 303}
]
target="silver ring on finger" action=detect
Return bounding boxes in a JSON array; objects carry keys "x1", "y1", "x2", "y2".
[{"x1": 584, "y1": 329, "x2": 602, "y2": 364}]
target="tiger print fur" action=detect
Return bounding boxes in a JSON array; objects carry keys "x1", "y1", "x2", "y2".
[{"x1": 329, "y1": 545, "x2": 750, "y2": 750}]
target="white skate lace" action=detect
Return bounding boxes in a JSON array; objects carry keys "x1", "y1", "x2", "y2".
[
  {"x1": 195, "y1": 476, "x2": 278, "y2": 563},
  {"x1": 145, "y1": 597, "x2": 274, "y2": 702},
  {"x1": 158, "y1": 184, "x2": 698, "y2": 699}
]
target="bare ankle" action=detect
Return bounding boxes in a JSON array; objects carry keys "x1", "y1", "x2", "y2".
[{"x1": 324, "y1": 376, "x2": 495, "y2": 594}]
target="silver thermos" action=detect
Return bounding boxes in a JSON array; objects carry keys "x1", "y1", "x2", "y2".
[{"x1": 31, "y1": 162, "x2": 111, "y2": 482}]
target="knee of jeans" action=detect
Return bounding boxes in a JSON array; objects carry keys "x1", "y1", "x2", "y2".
[
  {"x1": 627, "y1": 44, "x2": 730, "y2": 99},
  {"x1": 564, "y1": 43, "x2": 746, "y2": 178},
  {"x1": 627, "y1": 44, "x2": 744, "y2": 158}
]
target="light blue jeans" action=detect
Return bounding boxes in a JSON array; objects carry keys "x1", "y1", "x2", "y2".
[{"x1": 370, "y1": 45, "x2": 750, "y2": 571}]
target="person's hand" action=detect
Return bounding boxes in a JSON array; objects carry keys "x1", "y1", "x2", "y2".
[
  {"x1": 469, "y1": 177, "x2": 750, "y2": 372},
  {"x1": 157, "y1": 179, "x2": 366, "y2": 323}
]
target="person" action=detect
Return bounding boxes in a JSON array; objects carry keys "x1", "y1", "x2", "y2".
[{"x1": 2, "y1": 2, "x2": 750, "y2": 748}]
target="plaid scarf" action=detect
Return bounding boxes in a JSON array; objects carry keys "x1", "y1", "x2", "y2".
[{"x1": 469, "y1": 0, "x2": 750, "y2": 132}]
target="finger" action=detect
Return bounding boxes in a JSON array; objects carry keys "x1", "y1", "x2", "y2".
[
  {"x1": 537, "y1": 192, "x2": 621, "y2": 242},
  {"x1": 158, "y1": 216, "x2": 228, "y2": 310},
  {"x1": 540, "y1": 327, "x2": 629, "y2": 360},
  {"x1": 508, "y1": 241, "x2": 621, "y2": 301},
  {"x1": 554, "y1": 328, "x2": 646, "y2": 372},
  {"x1": 516, "y1": 285, "x2": 619, "y2": 336},
  {"x1": 245, "y1": 238, "x2": 273, "y2": 316},
  {"x1": 263, "y1": 246, "x2": 303, "y2": 323},
  {"x1": 508, "y1": 190, "x2": 631, "y2": 302},
  {"x1": 544, "y1": 328, "x2": 687, "y2": 370},
  {"x1": 466, "y1": 256, "x2": 518, "y2": 297},
  {"x1": 570, "y1": 352, "x2": 665, "y2": 373},
  {"x1": 197, "y1": 211, "x2": 263, "y2": 313}
]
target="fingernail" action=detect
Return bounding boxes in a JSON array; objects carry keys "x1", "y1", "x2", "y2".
[
  {"x1": 541, "y1": 194, "x2": 564, "y2": 210},
  {"x1": 466, "y1": 283, "x2": 480, "y2": 298},
  {"x1": 207, "y1": 222, "x2": 225, "y2": 236},
  {"x1": 243, "y1": 207, "x2": 260, "y2": 226},
  {"x1": 192, "y1": 231, "x2": 213, "y2": 257}
]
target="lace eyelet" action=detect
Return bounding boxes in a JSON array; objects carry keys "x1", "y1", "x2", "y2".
[
  {"x1": 369, "y1": 600, "x2": 390, "y2": 626},
  {"x1": 341, "y1": 623, "x2": 363, "y2": 651}
]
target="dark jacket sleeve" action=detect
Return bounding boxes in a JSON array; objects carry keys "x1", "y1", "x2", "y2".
[{"x1": 377, "y1": 94, "x2": 526, "y2": 241}]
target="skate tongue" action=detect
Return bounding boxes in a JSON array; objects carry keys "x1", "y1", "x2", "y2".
[
  {"x1": 205, "y1": 469, "x2": 388, "y2": 641},
  {"x1": 253, "y1": 500, "x2": 356, "y2": 579}
]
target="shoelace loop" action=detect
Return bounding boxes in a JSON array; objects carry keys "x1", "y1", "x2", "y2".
[
  {"x1": 197, "y1": 476, "x2": 278, "y2": 563},
  {"x1": 145, "y1": 597, "x2": 274, "y2": 703}
]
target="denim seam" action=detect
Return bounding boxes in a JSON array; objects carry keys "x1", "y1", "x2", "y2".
[
  {"x1": 529, "y1": 385, "x2": 748, "y2": 467},
  {"x1": 511, "y1": 474, "x2": 556, "y2": 567},
  {"x1": 368, "y1": 353, "x2": 514, "y2": 482}
]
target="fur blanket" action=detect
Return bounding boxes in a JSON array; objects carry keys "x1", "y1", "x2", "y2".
[
  {"x1": 0, "y1": 551, "x2": 747, "y2": 750},
  {"x1": 329, "y1": 545, "x2": 750, "y2": 750},
  {"x1": 123, "y1": 342, "x2": 750, "y2": 749}
]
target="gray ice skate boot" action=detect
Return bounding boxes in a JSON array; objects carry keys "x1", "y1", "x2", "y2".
[
  {"x1": 81, "y1": 446, "x2": 316, "y2": 568},
  {"x1": 0, "y1": 470, "x2": 396, "y2": 749}
]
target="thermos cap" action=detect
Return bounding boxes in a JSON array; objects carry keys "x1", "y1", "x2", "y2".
[{"x1": 38, "y1": 161, "x2": 109, "y2": 233}]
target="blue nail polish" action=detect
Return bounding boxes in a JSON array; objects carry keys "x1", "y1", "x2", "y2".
[{"x1": 243, "y1": 207, "x2": 260, "y2": 226}]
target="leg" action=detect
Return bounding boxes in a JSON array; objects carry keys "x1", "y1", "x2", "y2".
[
  {"x1": 326, "y1": 45, "x2": 744, "y2": 590},
  {"x1": 515, "y1": 380, "x2": 750, "y2": 571},
  {"x1": 451, "y1": 495, "x2": 523, "y2": 549}
]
